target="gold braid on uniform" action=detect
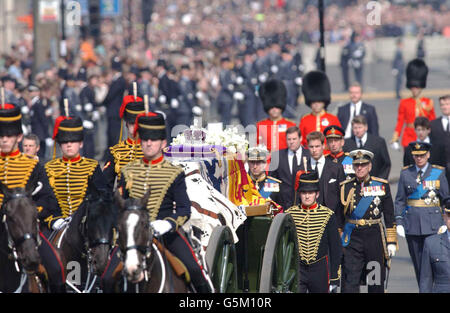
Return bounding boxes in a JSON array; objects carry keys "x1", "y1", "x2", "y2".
[
  {"x1": 286, "y1": 205, "x2": 333, "y2": 264},
  {"x1": 110, "y1": 140, "x2": 144, "y2": 181},
  {"x1": 122, "y1": 159, "x2": 187, "y2": 229},
  {"x1": 45, "y1": 157, "x2": 98, "y2": 219},
  {"x1": 0, "y1": 153, "x2": 37, "y2": 207},
  {"x1": 386, "y1": 225, "x2": 398, "y2": 247}
]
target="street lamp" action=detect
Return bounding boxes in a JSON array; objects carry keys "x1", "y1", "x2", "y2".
[{"x1": 318, "y1": 0, "x2": 326, "y2": 72}]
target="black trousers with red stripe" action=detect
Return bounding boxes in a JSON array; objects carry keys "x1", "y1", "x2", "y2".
[
  {"x1": 299, "y1": 256, "x2": 330, "y2": 293},
  {"x1": 39, "y1": 230, "x2": 66, "y2": 292}
]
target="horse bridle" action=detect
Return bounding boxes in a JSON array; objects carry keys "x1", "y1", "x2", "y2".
[{"x1": 1, "y1": 192, "x2": 41, "y2": 272}]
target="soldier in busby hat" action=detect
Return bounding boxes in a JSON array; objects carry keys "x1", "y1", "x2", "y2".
[
  {"x1": 391, "y1": 58, "x2": 436, "y2": 148},
  {"x1": 0, "y1": 103, "x2": 66, "y2": 292},
  {"x1": 286, "y1": 170, "x2": 342, "y2": 293},
  {"x1": 101, "y1": 111, "x2": 212, "y2": 293},
  {"x1": 102, "y1": 93, "x2": 145, "y2": 193},
  {"x1": 45, "y1": 115, "x2": 108, "y2": 227},
  {"x1": 256, "y1": 78, "x2": 296, "y2": 152},
  {"x1": 395, "y1": 141, "x2": 448, "y2": 286},
  {"x1": 299, "y1": 70, "x2": 341, "y2": 149}
]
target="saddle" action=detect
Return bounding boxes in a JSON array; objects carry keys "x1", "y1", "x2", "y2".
[{"x1": 152, "y1": 238, "x2": 191, "y2": 284}]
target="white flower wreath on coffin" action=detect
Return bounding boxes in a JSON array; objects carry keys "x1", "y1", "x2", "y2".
[{"x1": 165, "y1": 126, "x2": 249, "y2": 249}]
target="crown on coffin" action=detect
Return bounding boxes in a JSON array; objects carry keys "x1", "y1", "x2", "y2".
[{"x1": 184, "y1": 126, "x2": 207, "y2": 145}]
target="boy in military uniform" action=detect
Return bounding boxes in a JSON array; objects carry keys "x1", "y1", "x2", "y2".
[
  {"x1": 45, "y1": 116, "x2": 108, "y2": 229},
  {"x1": 419, "y1": 197, "x2": 450, "y2": 293},
  {"x1": 246, "y1": 145, "x2": 282, "y2": 207},
  {"x1": 286, "y1": 171, "x2": 342, "y2": 293},
  {"x1": 103, "y1": 95, "x2": 145, "y2": 193},
  {"x1": 324, "y1": 125, "x2": 354, "y2": 180},
  {"x1": 395, "y1": 141, "x2": 448, "y2": 286},
  {"x1": 339, "y1": 149, "x2": 397, "y2": 293},
  {"x1": 0, "y1": 104, "x2": 65, "y2": 292},
  {"x1": 103, "y1": 112, "x2": 211, "y2": 293}
]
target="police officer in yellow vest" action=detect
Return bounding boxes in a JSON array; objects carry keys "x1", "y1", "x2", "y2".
[
  {"x1": 102, "y1": 95, "x2": 145, "y2": 193},
  {"x1": 0, "y1": 104, "x2": 66, "y2": 292},
  {"x1": 45, "y1": 116, "x2": 108, "y2": 229},
  {"x1": 339, "y1": 149, "x2": 397, "y2": 293}
]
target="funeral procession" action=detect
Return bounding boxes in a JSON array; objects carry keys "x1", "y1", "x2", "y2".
[{"x1": 0, "y1": 0, "x2": 449, "y2": 295}]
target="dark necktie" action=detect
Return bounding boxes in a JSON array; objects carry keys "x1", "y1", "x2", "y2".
[
  {"x1": 417, "y1": 169, "x2": 423, "y2": 183},
  {"x1": 446, "y1": 117, "x2": 450, "y2": 133},
  {"x1": 292, "y1": 153, "x2": 298, "y2": 175},
  {"x1": 357, "y1": 138, "x2": 362, "y2": 148}
]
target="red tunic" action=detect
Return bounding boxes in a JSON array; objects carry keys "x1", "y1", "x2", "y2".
[
  {"x1": 256, "y1": 118, "x2": 296, "y2": 152},
  {"x1": 299, "y1": 111, "x2": 341, "y2": 148},
  {"x1": 393, "y1": 97, "x2": 436, "y2": 147}
]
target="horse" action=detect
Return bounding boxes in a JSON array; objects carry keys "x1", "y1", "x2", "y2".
[
  {"x1": 51, "y1": 189, "x2": 116, "y2": 293},
  {"x1": 114, "y1": 190, "x2": 189, "y2": 293},
  {"x1": 0, "y1": 181, "x2": 47, "y2": 293}
]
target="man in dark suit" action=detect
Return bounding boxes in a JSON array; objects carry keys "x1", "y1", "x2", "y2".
[
  {"x1": 29, "y1": 84, "x2": 51, "y2": 161},
  {"x1": 430, "y1": 95, "x2": 450, "y2": 189},
  {"x1": 306, "y1": 131, "x2": 345, "y2": 212},
  {"x1": 103, "y1": 56, "x2": 127, "y2": 156},
  {"x1": 269, "y1": 126, "x2": 310, "y2": 210},
  {"x1": 343, "y1": 115, "x2": 391, "y2": 179},
  {"x1": 392, "y1": 38, "x2": 405, "y2": 100},
  {"x1": 403, "y1": 117, "x2": 446, "y2": 168},
  {"x1": 337, "y1": 82, "x2": 379, "y2": 139}
]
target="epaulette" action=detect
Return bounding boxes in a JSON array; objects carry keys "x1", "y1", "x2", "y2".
[
  {"x1": 344, "y1": 152, "x2": 349, "y2": 156},
  {"x1": 323, "y1": 151, "x2": 330, "y2": 157},
  {"x1": 266, "y1": 176, "x2": 282, "y2": 184},
  {"x1": 432, "y1": 164, "x2": 445, "y2": 170},
  {"x1": 371, "y1": 176, "x2": 388, "y2": 184},
  {"x1": 340, "y1": 177, "x2": 355, "y2": 186},
  {"x1": 402, "y1": 164, "x2": 414, "y2": 170}
]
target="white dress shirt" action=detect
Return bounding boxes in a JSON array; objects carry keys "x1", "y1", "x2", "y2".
[
  {"x1": 355, "y1": 132, "x2": 368, "y2": 148},
  {"x1": 345, "y1": 101, "x2": 362, "y2": 138},
  {"x1": 441, "y1": 115, "x2": 450, "y2": 132},
  {"x1": 311, "y1": 155, "x2": 326, "y2": 178}
]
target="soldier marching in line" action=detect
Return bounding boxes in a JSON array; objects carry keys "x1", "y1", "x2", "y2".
[
  {"x1": 339, "y1": 150, "x2": 397, "y2": 293},
  {"x1": 286, "y1": 171, "x2": 342, "y2": 293},
  {"x1": 395, "y1": 141, "x2": 449, "y2": 286}
]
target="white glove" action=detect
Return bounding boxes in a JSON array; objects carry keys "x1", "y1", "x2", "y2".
[
  {"x1": 233, "y1": 92, "x2": 245, "y2": 101},
  {"x1": 388, "y1": 244, "x2": 397, "y2": 257},
  {"x1": 329, "y1": 284, "x2": 338, "y2": 293},
  {"x1": 82, "y1": 120, "x2": 94, "y2": 130},
  {"x1": 170, "y1": 98, "x2": 179, "y2": 109},
  {"x1": 158, "y1": 95, "x2": 167, "y2": 104},
  {"x1": 192, "y1": 106, "x2": 203, "y2": 116},
  {"x1": 91, "y1": 110, "x2": 100, "y2": 121},
  {"x1": 390, "y1": 141, "x2": 400, "y2": 151},
  {"x1": 52, "y1": 218, "x2": 68, "y2": 231},
  {"x1": 397, "y1": 225, "x2": 405, "y2": 238},
  {"x1": 84, "y1": 103, "x2": 93, "y2": 112},
  {"x1": 438, "y1": 225, "x2": 447, "y2": 234},
  {"x1": 45, "y1": 137, "x2": 54, "y2": 147},
  {"x1": 236, "y1": 76, "x2": 244, "y2": 85},
  {"x1": 75, "y1": 104, "x2": 83, "y2": 112},
  {"x1": 21, "y1": 105, "x2": 30, "y2": 115},
  {"x1": 98, "y1": 106, "x2": 106, "y2": 114},
  {"x1": 294, "y1": 77, "x2": 303, "y2": 86},
  {"x1": 151, "y1": 220, "x2": 172, "y2": 237}
]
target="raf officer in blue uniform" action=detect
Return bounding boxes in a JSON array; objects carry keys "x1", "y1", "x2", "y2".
[
  {"x1": 246, "y1": 146, "x2": 282, "y2": 208},
  {"x1": 419, "y1": 197, "x2": 450, "y2": 293},
  {"x1": 395, "y1": 141, "x2": 449, "y2": 286}
]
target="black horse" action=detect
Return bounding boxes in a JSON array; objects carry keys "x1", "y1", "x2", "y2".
[
  {"x1": 114, "y1": 190, "x2": 188, "y2": 293},
  {"x1": 51, "y1": 189, "x2": 116, "y2": 293},
  {"x1": 0, "y1": 181, "x2": 47, "y2": 293}
]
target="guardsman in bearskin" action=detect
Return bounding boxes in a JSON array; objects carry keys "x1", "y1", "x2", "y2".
[
  {"x1": 0, "y1": 103, "x2": 66, "y2": 292},
  {"x1": 419, "y1": 196, "x2": 450, "y2": 293},
  {"x1": 324, "y1": 125, "x2": 355, "y2": 179},
  {"x1": 45, "y1": 115, "x2": 108, "y2": 228},
  {"x1": 286, "y1": 171, "x2": 342, "y2": 293},
  {"x1": 246, "y1": 145, "x2": 282, "y2": 209},
  {"x1": 103, "y1": 111, "x2": 211, "y2": 293},
  {"x1": 102, "y1": 94, "x2": 145, "y2": 193},
  {"x1": 391, "y1": 59, "x2": 436, "y2": 149},
  {"x1": 339, "y1": 149, "x2": 397, "y2": 293},
  {"x1": 299, "y1": 71, "x2": 341, "y2": 149},
  {"x1": 394, "y1": 141, "x2": 448, "y2": 286},
  {"x1": 256, "y1": 79, "x2": 296, "y2": 152}
]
